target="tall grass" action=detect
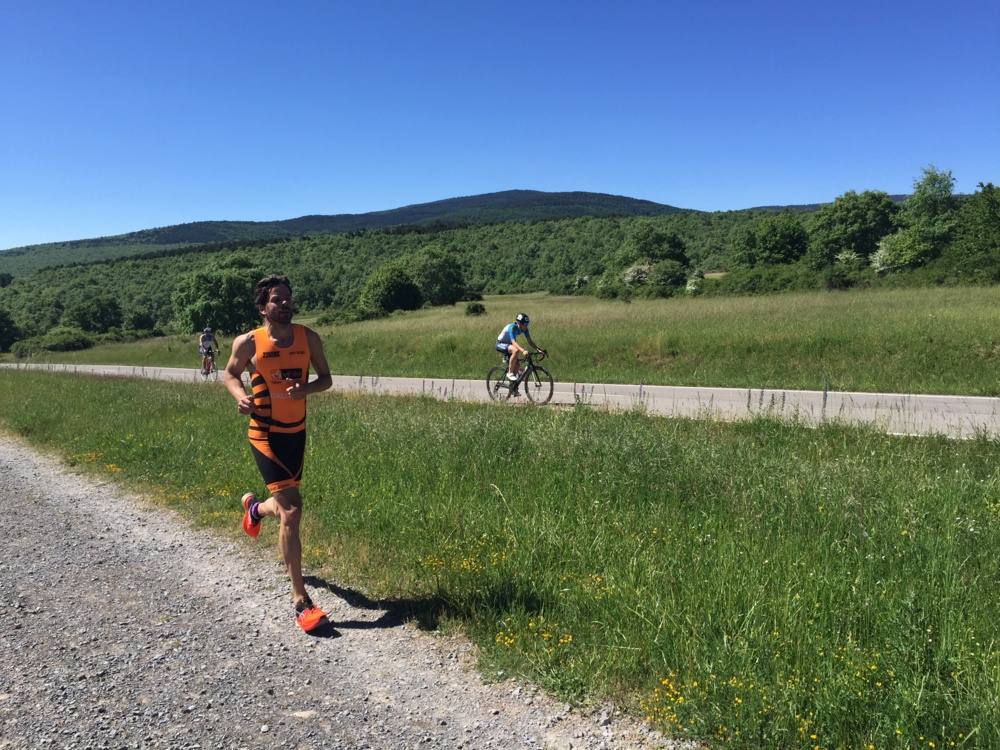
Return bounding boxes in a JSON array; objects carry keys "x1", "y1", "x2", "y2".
[
  {"x1": 2, "y1": 370, "x2": 998, "y2": 748},
  {"x1": 13, "y1": 285, "x2": 1000, "y2": 395}
]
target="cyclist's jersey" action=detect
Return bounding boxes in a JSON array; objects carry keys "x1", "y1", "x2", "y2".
[
  {"x1": 247, "y1": 324, "x2": 311, "y2": 438},
  {"x1": 496, "y1": 323, "x2": 527, "y2": 345},
  {"x1": 199, "y1": 334, "x2": 215, "y2": 351}
]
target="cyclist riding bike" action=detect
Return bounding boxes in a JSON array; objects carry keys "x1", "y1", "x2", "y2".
[
  {"x1": 198, "y1": 327, "x2": 219, "y2": 375},
  {"x1": 495, "y1": 313, "x2": 545, "y2": 381}
]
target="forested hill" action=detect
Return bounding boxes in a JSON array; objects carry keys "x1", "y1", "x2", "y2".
[
  {"x1": 746, "y1": 195, "x2": 908, "y2": 213},
  {"x1": 1, "y1": 169, "x2": 997, "y2": 357},
  {"x1": 0, "y1": 190, "x2": 684, "y2": 276}
]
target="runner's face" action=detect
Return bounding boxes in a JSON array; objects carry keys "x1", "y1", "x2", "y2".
[{"x1": 261, "y1": 285, "x2": 294, "y2": 324}]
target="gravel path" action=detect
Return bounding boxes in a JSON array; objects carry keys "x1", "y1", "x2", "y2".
[{"x1": 0, "y1": 435, "x2": 684, "y2": 750}]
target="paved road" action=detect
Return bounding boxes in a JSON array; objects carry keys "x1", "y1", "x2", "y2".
[{"x1": 5, "y1": 362, "x2": 1000, "y2": 439}]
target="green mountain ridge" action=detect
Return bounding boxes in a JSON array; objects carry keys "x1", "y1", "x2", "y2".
[
  {"x1": 0, "y1": 190, "x2": 684, "y2": 274},
  {"x1": 0, "y1": 189, "x2": 916, "y2": 278}
]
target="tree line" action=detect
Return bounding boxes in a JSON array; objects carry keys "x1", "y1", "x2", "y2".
[{"x1": 0, "y1": 166, "x2": 997, "y2": 355}]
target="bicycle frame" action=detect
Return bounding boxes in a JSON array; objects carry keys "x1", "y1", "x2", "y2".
[{"x1": 509, "y1": 351, "x2": 544, "y2": 384}]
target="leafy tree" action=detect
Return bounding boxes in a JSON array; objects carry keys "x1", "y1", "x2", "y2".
[
  {"x1": 732, "y1": 213, "x2": 809, "y2": 267},
  {"x1": 648, "y1": 259, "x2": 688, "y2": 297},
  {"x1": 940, "y1": 182, "x2": 1000, "y2": 280},
  {"x1": 622, "y1": 262, "x2": 652, "y2": 287},
  {"x1": 894, "y1": 166, "x2": 958, "y2": 265},
  {"x1": 172, "y1": 269, "x2": 263, "y2": 333},
  {"x1": 0, "y1": 308, "x2": 18, "y2": 351},
  {"x1": 358, "y1": 264, "x2": 423, "y2": 316},
  {"x1": 906, "y1": 165, "x2": 957, "y2": 225},
  {"x1": 61, "y1": 295, "x2": 123, "y2": 333},
  {"x1": 870, "y1": 228, "x2": 931, "y2": 272},
  {"x1": 805, "y1": 191, "x2": 898, "y2": 268},
  {"x1": 122, "y1": 296, "x2": 158, "y2": 331},
  {"x1": 619, "y1": 222, "x2": 689, "y2": 265},
  {"x1": 409, "y1": 248, "x2": 466, "y2": 306},
  {"x1": 0, "y1": 273, "x2": 12, "y2": 288},
  {"x1": 595, "y1": 270, "x2": 628, "y2": 300},
  {"x1": 685, "y1": 269, "x2": 705, "y2": 296}
]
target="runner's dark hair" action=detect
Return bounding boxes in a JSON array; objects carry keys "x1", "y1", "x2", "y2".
[{"x1": 255, "y1": 275, "x2": 292, "y2": 308}]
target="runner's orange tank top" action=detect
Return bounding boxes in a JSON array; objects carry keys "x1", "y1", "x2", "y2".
[{"x1": 248, "y1": 324, "x2": 311, "y2": 437}]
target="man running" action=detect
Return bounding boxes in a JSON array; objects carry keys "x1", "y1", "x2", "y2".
[
  {"x1": 222, "y1": 275, "x2": 333, "y2": 632},
  {"x1": 495, "y1": 312, "x2": 545, "y2": 381}
]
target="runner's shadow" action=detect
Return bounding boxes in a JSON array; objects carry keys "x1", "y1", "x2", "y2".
[
  {"x1": 304, "y1": 574, "x2": 547, "y2": 632},
  {"x1": 305, "y1": 619, "x2": 341, "y2": 639},
  {"x1": 304, "y1": 575, "x2": 445, "y2": 631}
]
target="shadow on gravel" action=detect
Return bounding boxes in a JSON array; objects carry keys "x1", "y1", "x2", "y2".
[
  {"x1": 306, "y1": 620, "x2": 342, "y2": 639},
  {"x1": 305, "y1": 574, "x2": 549, "y2": 633},
  {"x1": 305, "y1": 575, "x2": 446, "y2": 631}
]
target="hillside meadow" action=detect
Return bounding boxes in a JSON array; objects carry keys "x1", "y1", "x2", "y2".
[
  {"x1": 0, "y1": 370, "x2": 997, "y2": 748},
  {"x1": 11, "y1": 286, "x2": 1000, "y2": 395}
]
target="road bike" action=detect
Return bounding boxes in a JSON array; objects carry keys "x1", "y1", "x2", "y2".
[
  {"x1": 486, "y1": 350, "x2": 553, "y2": 405},
  {"x1": 200, "y1": 349, "x2": 218, "y2": 381}
]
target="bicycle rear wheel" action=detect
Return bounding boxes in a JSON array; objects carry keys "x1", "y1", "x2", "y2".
[
  {"x1": 523, "y1": 366, "x2": 554, "y2": 405},
  {"x1": 486, "y1": 366, "x2": 513, "y2": 402}
]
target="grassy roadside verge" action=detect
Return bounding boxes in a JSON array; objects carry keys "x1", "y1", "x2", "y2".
[
  {"x1": 8, "y1": 286, "x2": 1000, "y2": 395},
  {"x1": 2, "y1": 370, "x2": 998, "y2": 748}
]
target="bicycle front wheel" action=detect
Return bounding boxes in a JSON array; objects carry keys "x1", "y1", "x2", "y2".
[
  {"x1": 486, "y1": 366, "x2": 513, "y2": 402},
  {"x1": 523, "y1": 366, "x2": 554, "y2": 405}
]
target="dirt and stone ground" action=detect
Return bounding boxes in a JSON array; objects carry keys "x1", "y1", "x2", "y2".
[{"x1": 0, "y1": 435, "x2": 690, "y2": 749}]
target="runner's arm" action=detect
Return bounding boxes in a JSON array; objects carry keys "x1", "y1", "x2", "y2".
[
  {"x1": 222, "y1": 333, "x2": 255, "y2": 413},
  {"x1": 301, "y1": 327, "x2": 332, "y2": 396}
]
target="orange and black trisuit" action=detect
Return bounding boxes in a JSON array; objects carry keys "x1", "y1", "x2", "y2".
[{"x1": 247, "y1": 324, "x2": 311, "y2": 493}]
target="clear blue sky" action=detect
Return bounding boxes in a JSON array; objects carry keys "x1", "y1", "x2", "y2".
[{"x1": 2, "y1": 0, "x2": 997, "y2": 250}]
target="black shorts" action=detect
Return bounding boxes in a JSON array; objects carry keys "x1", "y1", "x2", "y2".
[{"x1": 249, "y1": 430, "x2": 306, "y2": 493}]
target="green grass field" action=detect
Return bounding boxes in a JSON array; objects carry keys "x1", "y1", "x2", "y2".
[
  {"x1": 2, "y1": 369, "x2": 997, "y2": 748},
  {"x1": 10, "y1": 286, "x2": 1000, "y2": 395}
]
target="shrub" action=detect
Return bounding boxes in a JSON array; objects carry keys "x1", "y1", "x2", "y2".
[
  {"x1": 61, "y1": 295, "x2": 122, "y2": 333},
  {"x1": 622, "y1": 262, "x2": 652, "y2": 287},
  {"x1": 732, "y1": 213, "x2": 809, "y2": 268},
  {"x1": 712, "y1": 263, "x2": 816, "y2": 296},
  {"x1": 596, "y1": 271, "x2": 627, "y2": 300},
  {"x1": 805, "y1": 190, "x2": 899, "y2": 268},
  {"x1": 39, "y1": 326, "x2": 94, "y2": 352},
  {"x1": 871, "y1": 228, "x2": 933, "y2": 273},
  {"x1": 0, "y1": 308, "x2": 18, "y2": 352},
  {"x1": 685, "y1": 270, "x2": 705, "y2": 296},
  {"x1": 172, "y1": 268, "x2": 264, "y2": 334},
  {"x1": 648, "y1": 259, "x2": 688, "y2": 297},
  {"x1": 11, "y1": 338, "x2": 37, "y2": 359},
  {"x1": 465, "y1": 302, "x2": 486, "y2": 316},
  {"x1": 409, "y1": 249, "x2": 467, "y2": 306},
  {"x1": 358, "y1": 264, "x2": 423, "y2": 316}
]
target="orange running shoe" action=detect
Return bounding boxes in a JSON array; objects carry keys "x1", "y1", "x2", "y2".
[
  {"x1": 294, "y1": 598, "x2": 328, "y2": 633},
  {"x1": 241, "y1": 492, "x2": 261, "y2": 538}
]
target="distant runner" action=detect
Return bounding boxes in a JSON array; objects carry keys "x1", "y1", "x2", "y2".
[
  {"x1": 495, "y1": 312, "x2": 545, "y2": 381},
  {"x1": 198, "y1": 327, "x2": 219, "y2": 376},
  {"x1": 221, "y1": 275, "x2": 333, "y2": 632}
]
